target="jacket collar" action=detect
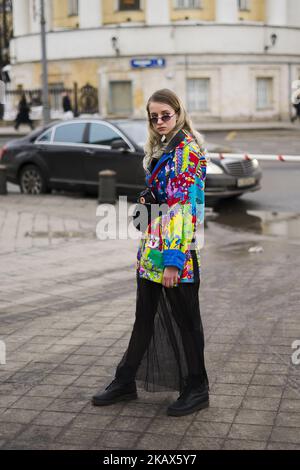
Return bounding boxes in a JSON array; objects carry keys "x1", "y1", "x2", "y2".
[
  {"x1": 165, "y1": 129, "x2": 187, "y2": 153},
  {"x1": 146, "y1": 129, "x2": 194, "y2": 185}
]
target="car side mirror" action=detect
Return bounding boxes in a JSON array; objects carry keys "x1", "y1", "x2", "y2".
[{"x1": 111, "y1": 139, "x2": 129, "y2": 151}]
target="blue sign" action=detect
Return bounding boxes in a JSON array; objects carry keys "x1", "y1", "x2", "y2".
[{"x1": 131, "y1": 58, "x2": 166, "y2": 69}]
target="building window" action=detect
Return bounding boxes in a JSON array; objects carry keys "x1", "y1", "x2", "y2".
[
  {"x1": 68, "y1": 0, "x2": 79, "y2": 16},
  {"x1": 119, "y1": 0, "x2": 140, "y2": 11},
  {"x1": 174, "y1": 0, "x2": 201, "y2": 8},
  {"x1": 109, "y1": 81, "x2": 133, "y2": 115},
  {"x1": 256, "y1": 77, "x2": 273, "y2": 110},
  {"x1": 187, "y1": 78, "x2": 210, "y2": 112},
  {"x1": 238, "y1": 0, "x2": 250, "y2": 11}
]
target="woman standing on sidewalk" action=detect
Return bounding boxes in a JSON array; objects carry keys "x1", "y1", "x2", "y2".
[{"x1": 92, "y1": 89, "x2": 209, "y2": 416}]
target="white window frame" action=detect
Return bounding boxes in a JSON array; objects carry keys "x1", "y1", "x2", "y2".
[
  {"x1": 238, "y1": 0, "x2": 250, "y2": 11},
  {"x1": 187, "y1": 78, "x2": 210, "y2": 112},
  {"x1": 173, "y1": 0, "x2": 202, "y2": 9},
  {"x1": 256, "y1": 77, "x2": 274, "y2": 111},
  {"x1": 68, "y1": 0, "x2": 79, "y2": 17}
]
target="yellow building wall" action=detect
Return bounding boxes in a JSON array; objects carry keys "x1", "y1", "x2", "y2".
[
  {"x1": 31, "y1": 59, "x2": 99, "y2": 89},
  {"x1": 53, "y1": 0, "x2": 79, "y2": 29},
  {"x1": 170, "y1": 0, "x2": 215, "y2": 21},
  {"x1": 238, "y1": 0, "x2": 265, "y2": 22},
  {"x1": 103, "y1": 0, "x2": 145, "y2": 25}
]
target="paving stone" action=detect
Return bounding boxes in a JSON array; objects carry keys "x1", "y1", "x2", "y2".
[
  {"x1": 0, "y1": 408, "x2": 41, "y2": 424},
  {"x1": 25, "y1": 385, "x2": 66, "y2": 398},
  {"x1": 147, "y1": 417, "x2": 193, "y2": 435},
  {"x1": 209, "y1": 394, "x2": 244, "y2": 409},
  {"x1": 136, "y1": 433, "x2": 182, "y2": 450},
  {"x1": 241, "y1": 397, "x2": 281, "y2": 411},
  {"x1": 223, "y1": 439, "x2": 267, "y2": 450},
  {"x1": 193, "y1": 407, "x2": 236, "y2": 424},
  {"x1": 228, "y1": 424, "x2": 272, "y2": 441},
  {"x1": 16, "y1": 425, "x2": 63, "y2": 443},
  {"x1": 97, "y1": 431, "x2": 140, "y2": 449},
  {"x1": 267, "y1": 442, "x2": 300, "y2": 450},
  {"x1": 70, "y1": 413, "x2": 114, "y2": 430},
  {"x1": 32, "y1": 411, "x2": 76, "y2": 427},
  {"x1": 279, "y1": 399, "x2": 300, "y2": 412},
  {"x1": 109, "y1": 416, "x2": 152, "y2": 433},
  {"x1": 39, "y1": 374, "x2": 78, "y2": 386},
  {"x1": 275, "y1": 412, "x2": 300, "y2": 428},
  {"x1": 270, "y1": 427, "x2": 300, "y2": 444},
  {"x1": 210, "y1": 383, "x2": 248, "y2": 396},
  {"x1": 0, "y1": 422, "x2": 25, "y2": 440},
  {"x1": 11, "y1": 396, "x2": 55, "y2": 411},
  {"x1": 250, "y1": 374, "x2": 287, "y2": 387},
  {"x1": 246, "y1": 385, "x2": 284, "y2": 398},
  {"x1": 178, "y1": 436, "x2": 223, "y2": 450},
  {"x1": 215, "y1": 372, "x2": 252, "y2": 385},
  {"x1": 234, "y1": 409, "x2": 276, "y2": 426},
  {"x1": 187, "y1": 421, "x2": 231, "y2": 438},
  {"x1": 55, "y1": 426, "x2": 102, "y2": 446}
]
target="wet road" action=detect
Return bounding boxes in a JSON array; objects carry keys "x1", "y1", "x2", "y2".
[{"x1": 204, "y1": 129, "x2": 300, "y2": 214}]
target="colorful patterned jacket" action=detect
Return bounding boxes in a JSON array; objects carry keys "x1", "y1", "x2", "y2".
[{"x1": 136, "y1": 129, "x2": 208, "y2": 284}]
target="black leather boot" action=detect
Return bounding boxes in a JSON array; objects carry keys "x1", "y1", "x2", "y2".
[
  {"x1": 92, "y1": 378, "x2": 138, "y2": 406},
  {"x1": 167, "y1": 378, "x2": 209, "y2": 417}
]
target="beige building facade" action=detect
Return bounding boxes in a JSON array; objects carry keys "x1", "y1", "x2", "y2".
[{"x1": 9, "y1": 0, "x2": 300, "y2": 122}]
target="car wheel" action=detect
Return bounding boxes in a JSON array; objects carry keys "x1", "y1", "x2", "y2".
[{"x1": 19, "y1": 164, "x2": 48, "y2": 195}]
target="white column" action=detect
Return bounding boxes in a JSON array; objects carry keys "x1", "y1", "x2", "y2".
[
  {"x1": 266, "y1": 0, "x2": 287, "y2": 26},
  {"x1": 79, "y1": 0, "x2": 103, "y2": 28},
  {"x1": 215, "y1": 0, "x2": 238, "y2": 23},
  {"x1": 29, "y1": 0, "x2": 40, "y2": 34},
  {"x1": 146, "y1": 0, "x2": 170, "y2": 25},
  {"x1": 45, "y1": 0, "x2": 53, "y2": 31},
  {"x1": 12, "y1": 0, "x2": 30, "y2": 36},
  {"x1": 287, "y1": 0, "x2": 300, "y2": 26}
]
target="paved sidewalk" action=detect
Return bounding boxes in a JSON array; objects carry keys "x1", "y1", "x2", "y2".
[{"x1": 0, "y1": 191, "x2": 300, "y2": 450}]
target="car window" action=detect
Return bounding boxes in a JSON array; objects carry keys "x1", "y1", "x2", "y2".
[
  {"x1": 116, "y1": 121, "x2": 147, "y2": 147},
  {"x1": 88, "y1": 123, "x2": 127, "y2": 147},
  {"x1": 53, "y1": 123, "x2": 86, "y2": 144},
  {"x1": 36, "y1": 129, "x2": 52, "y2": 143}
]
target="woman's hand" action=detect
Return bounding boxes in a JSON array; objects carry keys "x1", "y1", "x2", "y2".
[{"x1": 163, "y1": 266, "x2": 179, "y2": 288}]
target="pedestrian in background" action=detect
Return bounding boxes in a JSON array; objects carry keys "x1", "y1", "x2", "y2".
[
  {"x1": 14, "y1": 94, "x2": 34, "y2": 130},
  {"x1": 92, "y1": 88, "x2": 210, "y2": 417},
  {"x1": 291, "y1": 96, "x2": 300, "y2": 123},
  {"x1": 62, "y1": 91, "x2": 73, "y2": 119}
]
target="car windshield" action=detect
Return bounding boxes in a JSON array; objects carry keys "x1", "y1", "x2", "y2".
[{"x1": 116, "y1": 121, "x2": 148, "y2": 148}]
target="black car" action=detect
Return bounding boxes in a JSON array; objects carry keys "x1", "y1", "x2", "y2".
[{"x1": 0, "y1": 118, "x2": 262, "y2": 200}]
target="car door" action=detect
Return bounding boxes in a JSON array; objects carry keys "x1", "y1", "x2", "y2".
[
  {"x1": 36, "y1": 121, "x2": 87, "y2": 188},
  {"x1": 83, "y1": 121, "x2": 142, "y2": 194}
]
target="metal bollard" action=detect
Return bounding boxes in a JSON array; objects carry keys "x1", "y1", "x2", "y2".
[
  {"x1": 98, "y1": 169, "x2": 116, "y2": 204},
  {"x1": 0, "y1": 165, "x2": 7, "y2": 195}
]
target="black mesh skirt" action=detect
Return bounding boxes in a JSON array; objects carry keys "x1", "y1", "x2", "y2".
[{"x1": 115, "y1": 253, "x2": 209, "y2": 393}]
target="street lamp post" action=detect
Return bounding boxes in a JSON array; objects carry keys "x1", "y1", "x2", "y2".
[{"x1": 40, "y1": 0, "x2": 50, "y2": 124}]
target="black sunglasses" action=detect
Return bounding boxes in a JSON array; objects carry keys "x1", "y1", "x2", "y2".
[{"x1": 149, "y1": 113, "x2": 176, "y2": 125}]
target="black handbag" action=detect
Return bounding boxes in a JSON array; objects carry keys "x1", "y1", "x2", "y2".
[
  {"x1": 133, "y1": 156, "x2": 169, "y2": 232},
  {"x1": 132, "y1": 187, "x2": 157, "y2": 232}
]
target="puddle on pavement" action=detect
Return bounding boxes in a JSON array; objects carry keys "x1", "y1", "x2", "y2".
[{"x1": 209, "y1": 210, "x2": 300, "y2": 241}]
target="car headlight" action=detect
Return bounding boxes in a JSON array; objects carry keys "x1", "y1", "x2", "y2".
[
  {"x1": 251, "y1": 158, "x2": 259, "y2": 168},
  {"x1": 207, "y1": 162, "x2": 224, "y2": 175}
]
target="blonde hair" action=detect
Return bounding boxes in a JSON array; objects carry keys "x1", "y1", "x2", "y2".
[{"x1": 143, "y1": 88, "x2": 205, "y2": 172}]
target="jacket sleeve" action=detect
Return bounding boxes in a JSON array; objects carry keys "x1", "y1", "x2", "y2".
[{"x1": 162, "y1": 143, "x2": 207, "y2": 271}]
